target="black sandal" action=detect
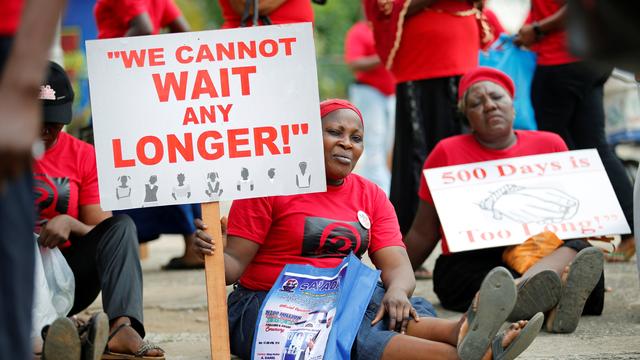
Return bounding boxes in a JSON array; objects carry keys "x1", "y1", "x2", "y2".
[{"x1": 77, "y1": 312, "x2": 109, "y2": 360}]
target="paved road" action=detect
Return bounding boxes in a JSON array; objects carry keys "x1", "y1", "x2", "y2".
[{"x1": 86, "y1": 235, "x2": 640, "y2": 359}]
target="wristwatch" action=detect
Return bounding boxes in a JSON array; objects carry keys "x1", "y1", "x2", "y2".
[{"x1": 533, "y1": 22, "x2": 545, "y2": 41}]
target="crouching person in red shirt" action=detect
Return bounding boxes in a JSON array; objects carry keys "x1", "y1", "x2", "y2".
[{"x1": 34, "y1": 61, "x2": 164, "y2": 359}]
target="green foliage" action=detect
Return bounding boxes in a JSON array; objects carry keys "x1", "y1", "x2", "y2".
[
  {"x1": 175, "y1": 0, "x2": 224, "y2": 29},
  {"x1": 312, "y1": 2, "x2": 361, "y2": 99},
  {"x1": 177, "y1": 1, "x2": 361, "y2": 99}
]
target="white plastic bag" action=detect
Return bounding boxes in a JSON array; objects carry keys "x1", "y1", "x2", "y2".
[{"x1": 31, "y1": 236, "x2": 75, "y2": 339}]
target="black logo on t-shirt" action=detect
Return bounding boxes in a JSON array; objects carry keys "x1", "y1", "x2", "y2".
[
  {"x1": 301, "y1": 217, "x2": 369, "y2": 258},
  {"x1": 34, "y1": 173, "x2": 70, "y2": 222}
]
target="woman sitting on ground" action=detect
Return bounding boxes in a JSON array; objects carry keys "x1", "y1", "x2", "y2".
[
  {"x1": 34, "y1": 61, "x2": 164, "y2": 359},
  {"x1": 194, "y1": 99, "x2": 542, "y2": 360},
  {"x1": 404, "y1": 67, "x2": 605, "y2": 333}
]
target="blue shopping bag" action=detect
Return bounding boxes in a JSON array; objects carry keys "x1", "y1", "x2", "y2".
[
  {"x1": 479, "y1": 34, "x2": 538, "y2": 130},
  {"x1": 252, "y1": 253, "x2": 380, "y2": 360}
]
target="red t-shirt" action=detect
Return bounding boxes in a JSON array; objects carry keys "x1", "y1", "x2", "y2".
[
  {"x1": 0, "y1": 0, "x2": 24, "y2": 35},
  {"x1": 392, "y1": 1, "x2": 479, "y2": 83},
  {"x1": 344, "y1": 21, "x2": 396, "y2": 96},
  {"x1": 530, "y1": 0, "x2": 579, "y2": 66},
  {"x1": 228, "y1": 174, "x2": 404, "y2": 290},
  {"x1": 218, "y1": 0, "x2": 313, "y2": 29},
  {"x1": 418, "y1": 131, "x2": 568, "y2": 254},
  {"x1": 33, "y1": 132, "x2": 100, "y2": 245},
  {"x1": 94, "y1": 0, "x2": 182, "y2": 39}
]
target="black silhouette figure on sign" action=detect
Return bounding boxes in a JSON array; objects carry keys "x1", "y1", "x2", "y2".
[
  {"x1": 296, "y1": 161, "x2": 311, "y2": 188},
  {"x1": 144, "y1": 175, "x2": 159, "y2": 203},
  {"x1": 237, "y1": 167, "x2": 254, "y2": 191},
  {"x1": 267, "y1": 168, "x2": 276, "y2": 184},
  {"x1": 205, "y1": 172, "x2": 224, "y2": 199},
  {"x1": 116, "y1": 176, "x2": 132, "y2": 206},
  {"x1": 172, "y1": 173, "x2": 191, "y2": 200}
]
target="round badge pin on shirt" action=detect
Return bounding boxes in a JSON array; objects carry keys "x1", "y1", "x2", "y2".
[{"x1": 357, "y1": 210, "x2": 371, "y2": 229}]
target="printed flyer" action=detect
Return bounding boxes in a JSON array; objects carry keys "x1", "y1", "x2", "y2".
[{"x1": 253, "y1": 264, "x2": 347, "y2": 360}]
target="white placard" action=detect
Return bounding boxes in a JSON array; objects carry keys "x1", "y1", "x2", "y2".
[
  {"x1": 424, "y1": 149, "x2": 630, "y2": 253},
  {"x1": 86, "y1": 23, "x2": 325, "y2": 210}
]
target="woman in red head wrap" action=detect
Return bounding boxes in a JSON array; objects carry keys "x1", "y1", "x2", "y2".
[
  {"x1": 405, "y1": 67, "x2": 606, "y2": 334},
  {"x1": 193, "y1": 98, "x2": 540, "y2": 359}
]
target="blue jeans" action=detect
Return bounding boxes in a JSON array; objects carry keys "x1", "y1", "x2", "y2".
[{"x1": 349, "y1": 84, "x2": 395, "y2": 195}]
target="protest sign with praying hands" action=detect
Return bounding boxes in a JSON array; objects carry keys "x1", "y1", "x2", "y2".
[{"x1": 479, "y1": 184, "x2": 579, "y2": 224}]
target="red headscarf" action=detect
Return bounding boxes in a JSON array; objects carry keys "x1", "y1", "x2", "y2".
[
  {"x1": 320, "y1": 99, "x2": 364, "y2": 126},
  {"x1": 458, "y1": 67, "x2": 515, "y2": 101}
]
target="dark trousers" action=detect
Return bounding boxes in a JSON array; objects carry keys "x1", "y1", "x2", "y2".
[
  {"x1": 433, "y1": 240, "x2": 604, "y2": 315},
  {"x1": 0, "y1": 35, "x2": 36, "y2": 360},
  {"x1": 0, "y1": 174, "x2": 35, "y2": 360},
  {"x1": 390, "y1": 77, "x2": 462, "y2": 234},
  {"x1": 62, "y1": 215, "x2": 146, "y2": 337},
  {"x1": 532, "y1": 62, "x2": 634, "y2": 232}
]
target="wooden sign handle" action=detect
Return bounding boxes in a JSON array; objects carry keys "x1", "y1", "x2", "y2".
[{"x1": 202, "y1": 202, "x2": 231, "y2": 359}]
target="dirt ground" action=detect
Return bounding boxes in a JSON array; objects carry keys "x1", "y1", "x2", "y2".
[{"x1": 84, "y1": 235, "x2": 640, "y2": 359}]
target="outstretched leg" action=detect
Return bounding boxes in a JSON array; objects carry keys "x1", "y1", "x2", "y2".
[{"x1": 380, "y1": 314, "x2": 538, "y2": 360}]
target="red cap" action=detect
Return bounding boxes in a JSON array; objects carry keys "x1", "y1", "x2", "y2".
[
  {"x1": 458, "y1": 67, "x2": 515, "y2": 102},
  {"x1": 320, "y1": 99, "x2": 364, "y2": 126}
]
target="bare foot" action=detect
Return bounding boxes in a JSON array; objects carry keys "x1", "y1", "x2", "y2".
[
  {"x1": 107, "y1": 317, "x2": 164, "y2": 357},
  {"x1": 456, "y1": 293, "x2": 479, "y2": 346},
  {"x1": 32, "y1": 336, "x2": 43, "y2": 359},
  {"x1": 480, "y1": 320, "x2": 528, "y2": 360},
  {"x1": 457, "y1": 304, "x2": 529, "y2": 360}
]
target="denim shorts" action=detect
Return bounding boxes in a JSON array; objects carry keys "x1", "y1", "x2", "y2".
[{"x1": 227, "y1": 283, "x2": 437, "y2": 360}]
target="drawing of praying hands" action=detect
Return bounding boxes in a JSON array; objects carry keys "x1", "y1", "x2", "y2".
[{"x1": 479, "y1": 184, "x2": 579, "y2": 224}]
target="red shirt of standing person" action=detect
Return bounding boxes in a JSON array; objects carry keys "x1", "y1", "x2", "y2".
[
  {"x1": 217, "y1": 0, "x2": 313, "y2": 28},
  {"x1": 345, "y1": 21, "x2": 395, "y2": 97},
  {"x1": 344, "y1": 20, "x2": 396, "y2": 195},
  {"x1": 365, "y1": 0, "x2": 482, "y2": 236},
  {"x1": 94, "y1": 0, "x2": 190, "y2": 39}
]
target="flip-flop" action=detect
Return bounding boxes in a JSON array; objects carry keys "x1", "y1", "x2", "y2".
[
  {"x1": 458, "y1": 267, "x2": 517, "y2": 360},
  {"x1": 161, "y1": 257, "x2": 204, "y2": 271},
  {"x1": 102, "y1": 323, "x2": 165, "y2": 360},
  {"x1": 80, "y1": 312, "x2": 109, "y2": 360},
  {"x1": 492, "y1": 312, "x2": 544, "y2": 360},
  {"x1": 508, "y1": 270, "x2": 561, "y2": 322},
  {"x1": 546, "y1": 247, "x2": 603, "y2": 333},
  {"x1": 42, "y1": 317, "x2": 81, "y2": 360}
]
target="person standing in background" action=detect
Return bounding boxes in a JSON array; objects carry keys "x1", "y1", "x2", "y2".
[
  {"x1": 365, "y1": 0, "x2": 485, "y2": 279},
  {"x1": 344, "y1": 19, "x2": 396, "y2": 195},
  {"x1": 216, "y1": 0, "x2": 313, "y2": 28},
  {"x1": 0, "y1": 0, "x2": 67, "y2": 358},
  {"x1": 94, "y1": 0, "x2": 189, "y2": 38},
  {"x1": 365, "y1": 0, "x2": 484, "y2": 236},
  {"x1": 515, "y1": 0, "x2": 635, "y2": 262}
]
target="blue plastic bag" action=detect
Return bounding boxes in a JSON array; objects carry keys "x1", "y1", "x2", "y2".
[
  {"x1": 479, "y1": 34, "x2": 538, "y2": 130},
  {"x1": 252, "y1": 253, "x2": 379, "y2": 360}
]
